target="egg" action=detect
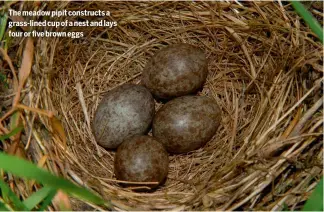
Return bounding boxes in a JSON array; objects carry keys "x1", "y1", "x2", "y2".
[
  {"x1": 152, "y1": 95, "x2": 221, "y2": 154},
  {"x1": 141, "y1": 43, "x2": 208, "y2": 99},
  {"x1": 114, "y1": 135, "x2": 169, "y2": 188},
  {"x1": 92, "y1": 84, "x2": 155, "y2": 149}
]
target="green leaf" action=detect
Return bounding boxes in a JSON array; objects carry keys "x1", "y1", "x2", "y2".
[
  {"x1": 0, "y1": 200, "x2": 10, "y2": 211},
  {"x1": 23, "y1": 186, "x2": 56, "y2": 210},
  {"x1": 37, "y1": 189, "x2": 57, "y2": 211},
  {"x1": 0, "y1": 13, "x2": 8, "y2": 41},
  {"x1": 0, "y1": 152, "x2": 105, "y2": 206},
  {"x1": 303, "y1": 177, "x2": 323, "y2": 211},
  {"x1": 0, "y1": 179, "x2": 28, "y2": 210},
  {"x1": 0, "y1": 126, "x2": 23, "y2": 143},
  {"x1": 290, "y1": 1, "x2": 324, "y2": 43},
  {"x1": 0, "y1": 206, "x2": 10, "y2": 211}
]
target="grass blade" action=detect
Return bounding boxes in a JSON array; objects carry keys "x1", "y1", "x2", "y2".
[
  {"x1": 0, "y1": 13, "x2": 8, "y2": 41},
  {"x1": 291, "y1": 1, "x2": 324, "y2": 43},
  {"x1": 37, "y1": 189, "x2": 57, "y2": 211},
  {"x1": 0, "y1": 179, "x2": 28, "y2": 210},
  {"x1": 0, "y1": 202, "x2": 10, "y2": 211},
  {"x1": 23, "y1": 186, "x2": 55, "y2": 210},
  {"x1": 0, "y1": 126, "x2": 23, "y2": 143},
  {"x1": 302, "y1": 177, "x2": 323, "y2": 211},
  {"x1": 0, "y1": 152, "x2": 105, "y2": 206}
]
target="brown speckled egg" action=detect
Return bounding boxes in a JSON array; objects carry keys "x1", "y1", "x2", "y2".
[
  {"x1": 92, "y1": 84, "x2": 155, "y2": 149},
  {"x1": 152, "y1": 95, "x2": 221, "y2": 154},
  {"x1": 114, "y1": 135, "x2": 169, "y2": 188},
  {"x1": 141, "y1": 43, "x2": 208, "y2": 99}
]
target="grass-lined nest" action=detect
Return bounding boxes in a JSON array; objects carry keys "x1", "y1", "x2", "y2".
[{"x1": 9, "y1": 1, "x2": 323, "y2": 210}]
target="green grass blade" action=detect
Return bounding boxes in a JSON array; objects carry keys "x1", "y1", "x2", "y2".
[
  {"x1": 291, "y1": 1, "x2": 324, "y2": 43},
  {"x1": 302, "y1": 177, "x2": 323, "y2": 211},
  {"x1": 0, "y1": 200, "x2": 10, "y2": 211},
  {"x1": 0, "y1": 13, "x2": 8, "y2": 41},
  {"x1": 37, "y1": 189, "x2": 57, "y2": 211},
  {"x1": 0, "y1": 153, "x2": 105, "y2": 206},
  {"x1": 23, "y1": 186, "x2": 56, "y2": 210},
  {"x1": 0, "y1": 205, "x2": 10, "y2": 211},
  {"x1": 0, "y1": 179, "x2": 28, "y2": 210},
  {"x1": 0, "y1": 126, "x2": 23, "y2": 143}
]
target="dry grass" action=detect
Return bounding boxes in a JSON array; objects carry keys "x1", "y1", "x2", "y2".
[{"x1": 7, "y1": 1, "x2": 323, "y2": 210}]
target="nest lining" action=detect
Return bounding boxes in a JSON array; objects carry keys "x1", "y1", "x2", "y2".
[{"x1": 12, "y1": 1, "x2": 323, "y2": 210}]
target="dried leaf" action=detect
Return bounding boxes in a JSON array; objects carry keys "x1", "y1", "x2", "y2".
[
  {"x1": 50, "y1": 116, "x2": 67, "y2": 150},
  {"x1": 13, "y1": 38, "x2": 34, "y2": 106},
  {"x1": 18, "y1": 38, "x2": 34, "y2": 87},
  {"x1": 52, "y1": 190, "x2": 72, "y2": 211}
]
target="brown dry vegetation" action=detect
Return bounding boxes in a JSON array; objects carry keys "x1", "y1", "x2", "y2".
[{"x1": 1, "y1": 1, "x2": 323, "y2": 211}]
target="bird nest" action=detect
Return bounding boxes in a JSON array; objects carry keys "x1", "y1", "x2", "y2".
[{"x1": 10, "y1": 1, "x2": 323, "y2": 210}]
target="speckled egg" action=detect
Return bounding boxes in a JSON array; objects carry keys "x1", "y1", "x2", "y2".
[
  {"x1": 152, "y1": 95, "x2": 221, "y2": 154},
  {"x1": 114, "y1": 135, "x2": 169, "y2": 188},
  {"x1": 92, "y1": 84, "x2": 155, "y2": 149},
  {"x1": 141, "y1": 43, "x2": 208, "y2": 99}
]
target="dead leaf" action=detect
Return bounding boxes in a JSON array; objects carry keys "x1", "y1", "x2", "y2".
[
  {"x1": 52, "y1": 190, "x2": 72, "y2": 211},
  {"x1": 18, "y1": 38, "x2": 34, "y2": 87},
  {"x1": 13, "y1": 38, "x2": 34, "y2": 106},
  {"x1": 50, "y1": 116, "x2": 67, "y2": 150}
]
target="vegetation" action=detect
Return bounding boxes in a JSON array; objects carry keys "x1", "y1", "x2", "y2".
[{"x1": 0, "y1": 0, "x2": 322, "y2": 210}]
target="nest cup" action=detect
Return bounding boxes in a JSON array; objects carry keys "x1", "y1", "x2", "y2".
[{"x1": 25, "y1": 1, "x2": 323, "y2": 210}]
